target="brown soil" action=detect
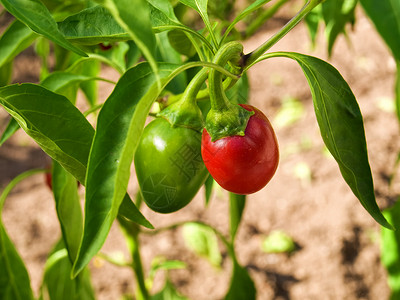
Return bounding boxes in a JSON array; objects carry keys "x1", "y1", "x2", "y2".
[{"x1": 1, "y1": 4, "x2": 399, "y2": 300}]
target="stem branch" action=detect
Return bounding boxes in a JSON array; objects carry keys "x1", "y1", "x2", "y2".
[{"x1": 244, "y1": 0, "x2": 323, "y2": 70}]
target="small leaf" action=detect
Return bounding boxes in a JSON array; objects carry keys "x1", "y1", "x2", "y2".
[
  {"x1": 0, "y1": 117, "x2": 19, "y2": 147},
  {"x1": 204, "y1": 175, "x2": 213, "y2": 206},
  {"x1": 305, "y1": 4, "x2": 322, "y2": 46},
  {"x1": 273, "y1": 97, "x2": 305, "y2": 128},
  {"x1": 381, "y1": 201, "x2": 400, "y2": 298},
  {"x1": 224, "y1": 261, "x2": 256, "y2": 300},
  {"x1": 151, "y1": 280, "x2": 188, "y2": 300},
  {"x1": 321, "y1": 0, "x2": 357, "y2": 56},
  {"x1": 0, "y1": 61, "x2": 13, "y2": 87},
  {"x1": 0, "y1": 20, "x2": 37, "y2": 69},
  {"x1": 264, "y1": 52, "x2": 392, "y2": 229},
  {"x1": 0, "y1": 221, "x2": 34, "y2": 300},
  {"x1": 182, "y1": 222, "x2": 222, "y2": 267},
  {"x1": 261, "y1": 230, "x2": 296, "y2": 254},
  {"x1": 72, "y1": 62, "x2": 175, "y2": 277},
  {"x1": 41, "y1": 241, "x2": 95, "y2": 300},
  {"x1": 229, "y1": 193, "x2": 246, "y2": 242},
  {"x1": 0, "y1": 0, "x2": 87, "y2": 56}
]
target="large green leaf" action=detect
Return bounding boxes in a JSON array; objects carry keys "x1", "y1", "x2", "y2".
[
  {"x1": 0, "y1": 0, "x2": 87, "y2": 56},
  {"x1": 224, "y1": 261, "x2": 256, "y2": 300},
  {"x1": 0, "y1": 20, "x2": 37, "y2": 69},
  {"x1": 72, "y1": 62, "x2": 176, "y2": 276},
  {"x1": 260, "y1": 52, "x2": 392, "y2": 229},
  {"x1": 58, "y1": 5, "x2": 129, "y2": 45},
  {"x1": 40, "y1": 241, "x2": 95, "y2": 300},
  {"x1": 52, "y1": 161, "x2": 83, "y2": 263},
  {"x1": 0, "y1": 84, "x2": 94, "y2": 184},
  {"x1": 0, "y1": 84, "x2": 152, "y2": 229},
  {"x1": 382, "y1": 201, "x2": 400, "y2": 299},
  {"x1": 360, "y1": 0, "x2": 400, "y2": 62}
]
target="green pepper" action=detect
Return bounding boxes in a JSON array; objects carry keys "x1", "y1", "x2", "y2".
[{"x1": 134, "y1": 117, "x2": 208, "y2": 213}]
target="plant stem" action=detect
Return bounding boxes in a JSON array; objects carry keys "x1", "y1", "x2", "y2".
[
  {"x1": 243, "y1": 0, "x2": 323, "y2": 70},
  {"x1": 245, "y1": 0, "x2": 290, "y2": 38},
  {"x1": 118, "y1": 213, "x2": 149, "y2": 300},
  {"x1": 209, "y1": 42, "x2": 243, "y2": 111}
]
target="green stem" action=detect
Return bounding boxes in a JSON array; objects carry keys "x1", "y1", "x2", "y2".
[
  {"x1": 0, "y1": 169, "x2": 46, "y2": 211},
  {"x1": 118, "y1": 200, "x2": 149, "y2": 300},
  {"x1": 142, "y1": 221, "x2": 235, "y2": 259},
  {"x1": 209, "y1": 42, "x2": 243, "y2": 111},
  {"x1": 153, "y1": 25, "x2": 215, "y2": 54},
  {"x1": 245, "y1": 0, "x2": 289, "y2": 38},
  {"x1": 205, "y1": 41, "x2": 254, "y2": 141},
  {"x1": 243, "y1": 0, "x2": 323, "y2": 70}
]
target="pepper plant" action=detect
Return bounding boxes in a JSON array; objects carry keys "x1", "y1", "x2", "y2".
[{"x1": 0, "y1": 0, "x2": 398, "y2": 299}]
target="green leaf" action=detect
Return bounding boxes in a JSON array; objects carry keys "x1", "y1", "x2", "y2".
[
  {"x1": 178, "y1": 0, "x2": 217, "y2": 47},
  {"x1": 41, "y1": 72, "x2": 98, "y2": 96},
  {"x1": 360, "y1": 0, "x2": 400, "y2": 62},
  {"x1": 204, "y1": 175, "x2": 213, "y2": 206},
  {"x1": 0, "y1": 0, "x2": 87, "y2": 56},
  {"x1": 41, "y1": 242, "x2": 95, "y2": 300},
  {"x1": 382, "y1": 201, "x2": 400, "y2": 299},
  {"x1": 0, "y1": 83, "x2": 151, "y2": 231},
  {"x1": 0, "y1": 20, "x2": 37, "y2": 69},
  {"x1": 167, "y1": 30, "x2": 196, "y2": 58},
  {"x1": 0, "y1": 221, "x2": 34, "y2": 300},
  {"x1": 221, "y1": 0, "x2": 272, "y2": 43},
  {"x1": 96, "y1": 0, "x2": 158, "y2": 76},
  {"x1": 262, "y1": 52, "x2": 392, "y2": 229},
  {"x1": 0, "y1": 61, "x2": 13, "y2": 87},
  {"x1": 58, "y1": 5, "x2": 129, "y2": 45},
  {"x1": 151, "y1": 280, "x2": 188, "y2": 300},
  {"x1": 0, "y1": 83, "x2": 94, "y2": 184},
  {"x1": 0, "y1": 169, "x2": 42, "y2": 300},
  {"x1": 0, "y1": 117, "x2": 19, "y2": 147},
  {"x1": 321, "y1": 0, "x2": 357, "y2": 56},
  {"x1": 52, "y1": 161, "x2": 83, "y2": 263},
  {"x1": 72, "y1": 62, "x2": 175, "y2": 277},
  {"x1": 305, "y1": 3, "x2": 322, "y2": 46},
  {"x1": 261, "y1": 230, "x2": 296, "y2": 254},
  {"x1": 148, "y1": 0, "x2": 181, "y2": 27},
  {"x1": 229, "y1": 193, "x2": 246, "y2": 242},
  {"x1": 95, "y1": 41, "x2": 129, "y2": 74},
  {"x1": 224, "y1": 261, "x2": 256, "y2": 300},
  {"x1": 182, "y1": 222, "x2": 222, "y2": 267}
]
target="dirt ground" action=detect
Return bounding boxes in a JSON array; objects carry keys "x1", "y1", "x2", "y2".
[{"x1": 1, "y1": 3, "x2": 399, "y2": 300}]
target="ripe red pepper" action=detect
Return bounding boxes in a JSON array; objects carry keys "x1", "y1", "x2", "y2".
[{"x1": 201, "y1": 104, "x2": 279, "y2": 194}]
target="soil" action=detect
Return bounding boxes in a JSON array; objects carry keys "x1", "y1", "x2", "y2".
[{"x1": 1, "y1": 3, "x2": 399, "y2": 300}]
